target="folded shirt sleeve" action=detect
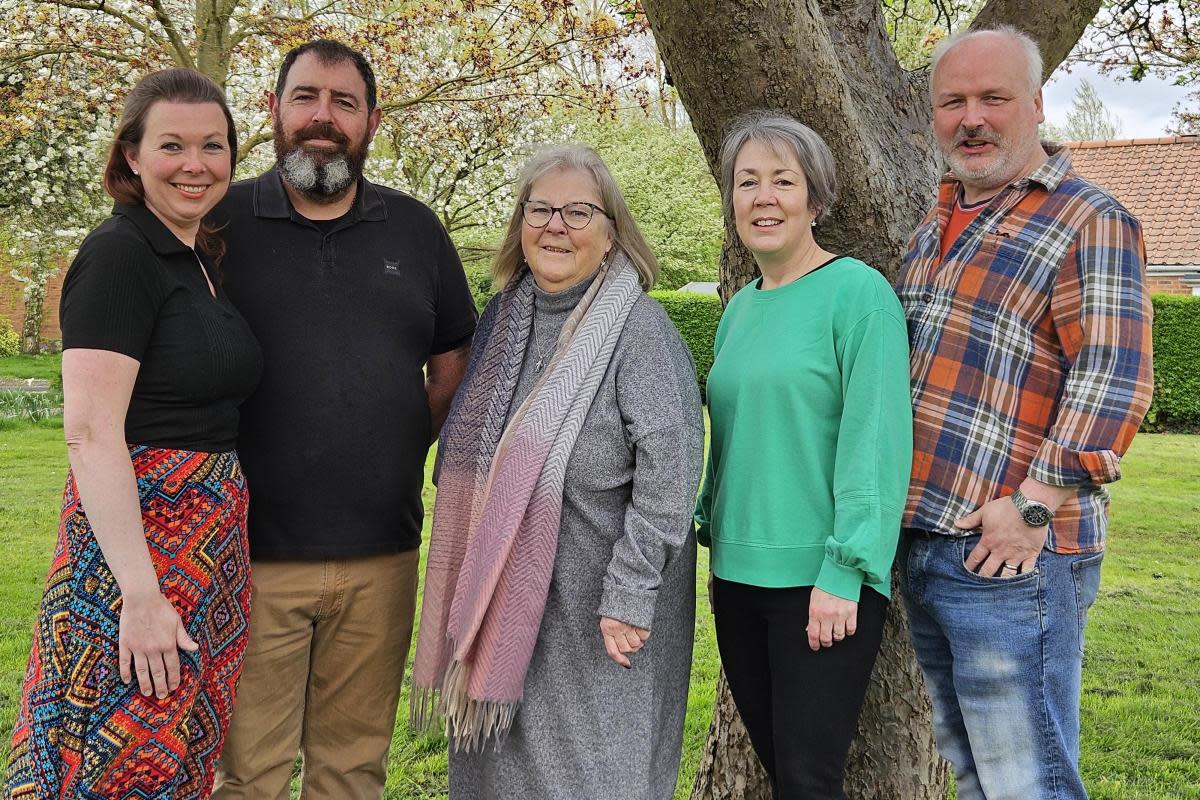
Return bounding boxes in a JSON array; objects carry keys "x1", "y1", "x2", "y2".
[
  {"x1": 1030, "y1": 208, "x2": 1154, "y2": 487},
  {"x1": 600, "y1": 423, "x2": 705, "y2": 629}
]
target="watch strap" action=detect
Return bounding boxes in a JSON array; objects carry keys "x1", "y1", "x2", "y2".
[{"x1": 1011, "y1": 488, "x2": 1054, "y2": 527}]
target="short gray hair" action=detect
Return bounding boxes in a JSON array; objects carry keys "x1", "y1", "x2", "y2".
[
  {"x1": 491, "y1": 144, "x2": 658, "y2": 291},
  {"x1": 718, "y1": 110, "x2": 838, "y2": 223},
  {"x1": 930, "y1": 24, "x2": 1043, "y2": 94}
]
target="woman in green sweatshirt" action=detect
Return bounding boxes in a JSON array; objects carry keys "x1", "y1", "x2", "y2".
[{"x1": 695, "y1": 111, "x2": 913, "y2": 800}]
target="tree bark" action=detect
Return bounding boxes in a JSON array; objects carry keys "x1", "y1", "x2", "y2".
[
  {"x1": 193, "y1": 0, "x2": 240, "y2": 85},
  {"x1": 640, "y1": 0, "x2": 1104, "y2": 796},
  {"x1": 20, "y1": 277, "x2": 45, "y2": 355},
  {"x1": 688, "y1": 670, "x2": 770, "y2": 799}
]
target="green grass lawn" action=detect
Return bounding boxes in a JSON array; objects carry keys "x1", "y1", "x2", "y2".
[
  {"x1": 0, "y1": 354, "x2": 62, "y2": 384},
  {"x1": 0, "y1": 427, "x2": 1196, "y2": 798}
]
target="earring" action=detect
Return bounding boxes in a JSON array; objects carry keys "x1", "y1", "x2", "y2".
[
  {"x1": 810, "y1": 220, "x2": 816, "y2": 227},
  {"x1": 132, "y1": 169, "x2": 139, "y2": 176}
]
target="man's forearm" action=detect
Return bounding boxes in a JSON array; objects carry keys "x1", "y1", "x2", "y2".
[
  {"x1": 426, "y1": 379, "x2": 456, "y2": 440},
  {"x1": 425, "y1": 344, "x2": 471, "y2": 441}
]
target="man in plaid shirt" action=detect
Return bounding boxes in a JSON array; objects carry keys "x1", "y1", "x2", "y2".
[{"x1": 896, "y1": 25, "x2": 1154, "y2": 800}]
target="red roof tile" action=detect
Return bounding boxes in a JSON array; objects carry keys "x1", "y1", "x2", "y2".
[{"x1": 1065, "y1": 135, "x2": 1200, "y2": 267}]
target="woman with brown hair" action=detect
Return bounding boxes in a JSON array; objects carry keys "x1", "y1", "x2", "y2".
[{"x1": 5, "y1": 68, "x2": 261, "y2": 800}]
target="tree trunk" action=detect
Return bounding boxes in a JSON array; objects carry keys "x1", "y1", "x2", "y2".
[
  {"x1": 20, "y1": 279, "x2": 45, "y2": 355},
  {"x1": 655, "y1": 51, "x2": 678, "y2": 129},
  {"x1": 842, "y1": 581, "x2": 947, "y2": 798},
  {"x1": 193, "y1": 0, "x2": 239, "y2": 86},
  {"x1": 640, "y1": 0, "x2": 1104, "y2": 796},
  {"x1": 689, "y1": 670, "x2": 770, "y2": 800}
]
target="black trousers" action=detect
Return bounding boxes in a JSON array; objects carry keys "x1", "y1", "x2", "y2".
[{"x1": 712, "y1": 578, "x2": 889, "y2": 800}]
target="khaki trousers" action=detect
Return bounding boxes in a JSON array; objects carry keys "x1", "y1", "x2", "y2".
[{"x1": 212, "y1": 550, "x2": 419, "y2": 800}]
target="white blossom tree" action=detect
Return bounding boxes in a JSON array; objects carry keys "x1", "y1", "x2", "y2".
[
  {"x1": 1, "y1": 0, "x2": 650, "y2": 348},
  {"x1": 0, "y1": 53, "x2": 109, "y2": 352}
]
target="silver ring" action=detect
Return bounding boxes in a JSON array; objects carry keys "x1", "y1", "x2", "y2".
[{"x1": 1002, "y1": 562, "x2": 1018, "y2": 572}]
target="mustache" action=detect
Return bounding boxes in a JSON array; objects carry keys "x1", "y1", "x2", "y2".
[
  {"x1": 296, "y1": 122, "x2": 349, "y2": 146},
  {"x1": 953, "y1": 127, "x2": 1000, "y2": 147}
]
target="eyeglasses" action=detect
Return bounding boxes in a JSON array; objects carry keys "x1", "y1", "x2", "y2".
[{"x1": 520, "y1": 201, "x2": 613, "y2": 230}]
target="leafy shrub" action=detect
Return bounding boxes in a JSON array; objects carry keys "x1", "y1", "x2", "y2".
[
  {"x1": 650, "y1": 289, "x2": 723, "y2": 397},
  {"x1": 463, "y1": 263, "x2": 496, "y2": 314},
  {"x1": 447, "y1": 112, "x2": 721, "y2": 298},
  {"x1": 569, "y1": 114, "x2": 722, "y2": 290},
  {"x1": 1146, "y1": 295, "x2": 1200, "y2": 431},
  {"x1": 0, "y1": 317, "x2": 19, "y2": 358}
]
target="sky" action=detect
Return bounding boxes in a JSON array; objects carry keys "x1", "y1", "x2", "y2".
[{"x1": 1042, "y1": 63, "x2": 1193, "y2": 138}]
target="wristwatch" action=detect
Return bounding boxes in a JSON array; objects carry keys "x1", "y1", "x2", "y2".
[{"x1": 1011, "y1": 488, "x2": 1054, "y2": 527}]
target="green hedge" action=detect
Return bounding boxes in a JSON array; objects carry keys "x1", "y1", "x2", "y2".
[
  {"x1": 1148, "y1": 295, "x2": 1200, "y2": 431},
  {"x1": 648, "y1": 291, "x2": 1200, "y2": 433},
  {"x1": 649, "y1": 290, "x2": 723, "y2": 395},
  {"x1": 461, "y1": 283, "x2": 726, "y2": 395}
]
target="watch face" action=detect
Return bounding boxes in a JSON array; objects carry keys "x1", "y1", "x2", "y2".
[{"x1": 1024, "y1": 505, "x2": 1052, "y2": 527}]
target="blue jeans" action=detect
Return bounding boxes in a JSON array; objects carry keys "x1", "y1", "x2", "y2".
[{"x1": 898, "y1": 530, "x2": 1104, "y2": 800}]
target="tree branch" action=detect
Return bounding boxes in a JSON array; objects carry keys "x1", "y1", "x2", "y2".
[
  {"x1": 44, "y1": 0, "x2": 170, "y2": 53},
  {"x1": 149, "y1": 0, "x2": 196, "y2": 68},
  {"x1": 971, "y1": 0, "x2": 1105, "y2": 80},
  {"x1": 237, "y1": 129, "x2": 272, "y2": 164},
  {"x1": 0, "y1": 44, "x2": 134, "y2": 64}
]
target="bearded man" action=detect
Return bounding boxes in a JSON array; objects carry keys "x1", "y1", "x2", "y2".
[
  {"x1": 895, "y1": 25, "x2": 1154, "y2": 800},
  {"x1": 210, "y1": 40, "x2": 477, "y2": 800}
]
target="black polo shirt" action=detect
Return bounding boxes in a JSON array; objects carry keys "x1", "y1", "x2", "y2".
[
  {"x1": 212, "y1": 169, "x2": 477, "y2": 559},
  {"x1": 61, "y1": 203, "x2": 262, "y2": 452}
]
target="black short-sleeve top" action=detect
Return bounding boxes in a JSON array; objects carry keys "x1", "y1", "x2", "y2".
[
  {"x1": 60, "y1": 203, "x2": 263, "y2": 452},
  {"x1": 210, "y1": 169, "x2": 478, "y2": 559}
]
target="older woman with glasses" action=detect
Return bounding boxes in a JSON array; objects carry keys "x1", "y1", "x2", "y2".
[{"x1": 411, "y1": 144, "x2": 704, "y2": 799}]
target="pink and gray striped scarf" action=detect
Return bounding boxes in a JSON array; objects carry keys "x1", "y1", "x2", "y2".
[{"x1": 410, "y1": 252, "x2": 640, "y2": 750}]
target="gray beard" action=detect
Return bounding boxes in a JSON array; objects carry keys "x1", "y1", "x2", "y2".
[
  {"x1": 946, "y1": 147, "x2": 1016, "y2": 185},
  {"x1": 279, "y1": 148, "x2": 355, "y2": 200}
]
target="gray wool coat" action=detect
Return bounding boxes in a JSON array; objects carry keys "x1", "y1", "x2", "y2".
[{"x1": 448, "y1": 278, "x2": 705, "y2": 800}]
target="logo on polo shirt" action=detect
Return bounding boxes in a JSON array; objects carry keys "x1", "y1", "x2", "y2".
[{"x1": 383, "y1": 259, "x2": 401, "y2": 276}]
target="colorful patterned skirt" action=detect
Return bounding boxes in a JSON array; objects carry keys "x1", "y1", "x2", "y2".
[{"x1": 6, "y1": 446, "x2": 252, "y2": 800}]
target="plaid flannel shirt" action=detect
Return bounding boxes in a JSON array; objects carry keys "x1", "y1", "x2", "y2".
[{"x1": 897, "y1": 147, "x2": 1154, "y2": 553}]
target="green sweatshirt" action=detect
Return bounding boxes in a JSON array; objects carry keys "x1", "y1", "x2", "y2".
[{"x1": 695, "y1": 257, "x2": 913, "y2": 601}]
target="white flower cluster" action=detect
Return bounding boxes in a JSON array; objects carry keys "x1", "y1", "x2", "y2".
[{"x1": 1, "y1": 0, "x2": 650, "y2": 270}]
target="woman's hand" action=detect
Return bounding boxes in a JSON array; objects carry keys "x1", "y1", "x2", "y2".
[
  {"x1": 119, "y1": 590, "x2": 198, "y2": 698},
  {"x1": 63, "y1": 349, "x2": 197, "y2": 699},
  {"x1": 600, "y1": 616, "x2": 650, "y2": 668},
  {"x1": 806, "y1": 587, "x2": 858, "y2": 651}
]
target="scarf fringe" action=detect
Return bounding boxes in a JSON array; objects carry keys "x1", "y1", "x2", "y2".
[
  {"x1": 408, "y1": 685, "x2": 443, "y2": 736},
  {"x1": 440, "y1": 657, "x2": 520, "y2": 752}
]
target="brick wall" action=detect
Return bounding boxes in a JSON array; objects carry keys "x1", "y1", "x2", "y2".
[
  {"x1": 0, "y1": 275, "x2": 22, "y2": 336},
  {"x1": 0, "y1": 266, "x2": 67, "y2": 348},
  {"x1": 1147, "y1": 274, "x2": 1193, "y2": 295},
  {"x1": 42, "y1": 270, "x2": 65, "y2": 342}
]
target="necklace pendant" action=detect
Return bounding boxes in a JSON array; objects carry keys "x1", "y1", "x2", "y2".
[{"x1": 535, "y1": 356, "x2": 544, "y2": 371}]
